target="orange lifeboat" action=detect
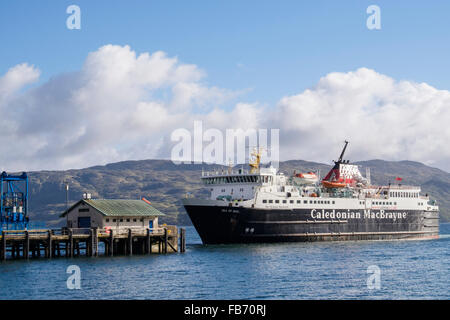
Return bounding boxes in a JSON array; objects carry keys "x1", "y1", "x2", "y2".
[{"x1": 322, "y1": 180, "x2": 346, "y2": 188}]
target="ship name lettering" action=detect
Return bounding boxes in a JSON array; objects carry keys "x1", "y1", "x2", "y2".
[{"x1": 311, "y1": 209, "x2": 360, "y2": 219}]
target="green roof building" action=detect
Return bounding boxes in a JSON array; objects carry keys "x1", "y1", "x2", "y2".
[{"x1": 61, "y1": 198, "x2": 165, "y2": 230}]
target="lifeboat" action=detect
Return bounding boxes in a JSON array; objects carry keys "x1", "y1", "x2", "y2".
[
  {"x1": 322, "y1": 180, "x2": 346, "y2": 188},
  {"x1": 293, "y1": 172, "x2": 319, "y2": 185}
]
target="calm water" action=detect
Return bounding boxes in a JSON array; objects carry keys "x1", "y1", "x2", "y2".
[{"x1": 1, "y1": 224, "x2": 449, "y2": 300}]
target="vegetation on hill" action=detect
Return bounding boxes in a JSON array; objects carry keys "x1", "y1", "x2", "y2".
[{"x1": 24, "y1": 159, "x2": 449, "y2": 227}]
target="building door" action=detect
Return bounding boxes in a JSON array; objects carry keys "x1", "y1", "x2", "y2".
[
  {"x1": 78, "y1": 217, "x2": 91, "y2": 228},
  {"x1": 149, "y1": 220, "x2": 153, "y2": 230}
]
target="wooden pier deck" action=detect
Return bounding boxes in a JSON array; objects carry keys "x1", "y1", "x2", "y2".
[{"x1": 0, "y1": 226, "x2": 186, "y2": 261}]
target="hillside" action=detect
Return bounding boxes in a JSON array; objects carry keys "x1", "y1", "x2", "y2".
[{"x1": 23, "y1": 159, "x2": 450, "y2": 227}]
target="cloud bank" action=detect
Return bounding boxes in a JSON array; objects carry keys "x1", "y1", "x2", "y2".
[{"x1": 0, "y1": 45, "x2": 449, "y2": 172}]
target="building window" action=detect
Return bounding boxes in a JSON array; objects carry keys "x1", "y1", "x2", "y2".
[
  {"x1": 106, "y1": 219, "x2": 109, "y2": 222},
  {"x1": 126, "y1": 219, "x2": 130, "y2": 222},
  {"x1": 133, "y1": 219, "x2": 137, "y2": 222},
  {"x1": 78, "y1": 208, "x2": 89, "y2": 212},
  {"x1": 120, "y1": 219, "x2": 123, "y2": 222},
  {"x1": 113, "y1": 219, "x2": 116, "y2": 222}
]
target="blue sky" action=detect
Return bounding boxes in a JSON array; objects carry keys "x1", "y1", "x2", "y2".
[
  {"x1": 1, "y1": 1, "x2": 450, "y2": 171},
  {"x1": 2, "y1": 1, "x2": 450, "y2": 106}
]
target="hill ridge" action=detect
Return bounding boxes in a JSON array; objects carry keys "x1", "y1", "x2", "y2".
[{"x1": 23, "y1": 158, "x2": 449, "y2": 226}]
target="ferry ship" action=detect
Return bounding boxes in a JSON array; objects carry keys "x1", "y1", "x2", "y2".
[{"x1": 182, "y1": 141, "x2": 439, "y2": 244}]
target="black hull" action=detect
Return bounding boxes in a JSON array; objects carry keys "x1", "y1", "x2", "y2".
[{"x1": 184, "y1": 205, "x2": 439, "y2": 244}]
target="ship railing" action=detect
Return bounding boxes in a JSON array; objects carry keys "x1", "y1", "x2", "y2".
[
  {"x1": 98, "y1": 226, "x2": 166, "y2": 237},
  {"x1": 202, "y1": 169, "x2": 254, "y2": 177}
]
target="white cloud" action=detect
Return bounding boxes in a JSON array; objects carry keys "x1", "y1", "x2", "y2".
[
  {"x1": 1, "y1": 47, "x2": 449, "y2": 172},
  {"x1": 0, "y1": 45, "x2": 240, "y2": 171},
  {"x1": 271, "y1": 68, "x2": 450, "y2": 170}
]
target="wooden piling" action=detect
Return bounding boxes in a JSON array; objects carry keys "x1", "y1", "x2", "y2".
[
  {"x1": 51, "y1": 230, "x2": 56, "y2": 257},
  {"x1": 158, "y1": 236, "x2": 161, "y2": 253},
  {"x1": 145, "y1": 228, "x2": 150, "y2": 254},
  {"x1": 109, "y1": 230, "x2": 114, "y2": 256},
  {"x1": 87, "y1": 229, "x2": 93, "y2": 257},
  {"x1": 93, "y1": 228, "x2": 98, "y2": 257},
  {"x1": 127, "y1": 229, "x2": 132, "y2": 256},
  {"x1": 180, "y1": 228, "x2": 186, "y2": 253},
  {"x1": 68, "y1": 229, "x2": 73, "y2": 257},
  {"x1": 164, "y1": 228, "x2": 168, "y2": 254},
  {"x1": 24, "y1": 231, "x2": 29, "y2": 259},
  {"x1": 1, "y1": 232, "x2": 6, "y2": 261},
  {"x1": 47, "y1": 230, "x2": 53, "y2": 258}
]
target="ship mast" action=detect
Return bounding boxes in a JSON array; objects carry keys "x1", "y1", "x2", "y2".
[
  {"x1": 249, "y1": 147, "x2": 262, "y2": 173},
  {"x1": 336, "y1": 140, "x2": 349, "y2": 164}
]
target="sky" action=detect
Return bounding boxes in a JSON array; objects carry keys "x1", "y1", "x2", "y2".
[{"x1": 1, "y1": 1, "x2": 450, "y2": 172}]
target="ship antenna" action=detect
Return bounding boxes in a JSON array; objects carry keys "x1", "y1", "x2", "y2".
[{"x1": 336, "y1": 140, "x2": 349, "y2": 164}]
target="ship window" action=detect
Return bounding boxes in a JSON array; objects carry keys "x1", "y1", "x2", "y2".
[
  {"x1": 290, "y1": 200, "x2": 294, "y2": 204},
  {"x1": 332, "y1": 201, "x2": 335, "y2": 204},
  {"x1": 282, "y1": 200, "x2": 287, "y2": 204},
  {"x1": 269, "y1": 200, "x2": 273, "y2": 203},
  {"x1": 304, "y1": 200, "x2": 307, "y2": 204},
  {"x1": 314, "y1": 201, "x2": 317, "y2": 204},
  {"x1": 263, "y1": 200, "x2": 267, "y2": 203},
  {"x1": 275, "y1": 200, "x2": 279, "y2": 203},
  {"x1": 310, "y1": 200, "x2": 313, "y2": 204},
  {"x1": 394, "y1": 202, "x2": 397, "y2": 205}
]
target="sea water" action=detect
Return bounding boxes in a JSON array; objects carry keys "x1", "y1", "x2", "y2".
[{"x1": 0, "y1": 223, "x2": 449, "y2": 299}]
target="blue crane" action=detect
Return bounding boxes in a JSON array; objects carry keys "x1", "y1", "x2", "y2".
[{"x1": 0, "y1": 171, "x2": 29, "y2": 231}]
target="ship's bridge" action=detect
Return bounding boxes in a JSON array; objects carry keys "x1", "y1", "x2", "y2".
[{"x1": 201, "y1": 165, "x2": 279, "y2": 200}]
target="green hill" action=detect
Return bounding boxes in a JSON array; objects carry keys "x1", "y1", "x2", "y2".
[{"x1": 23, "y1": 159, "x2": 450, "y2": 227}]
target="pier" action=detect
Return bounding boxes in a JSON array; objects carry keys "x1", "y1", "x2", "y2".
[{"x1": 0, "y1": 226, "x2": 186, "y2": 261}]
